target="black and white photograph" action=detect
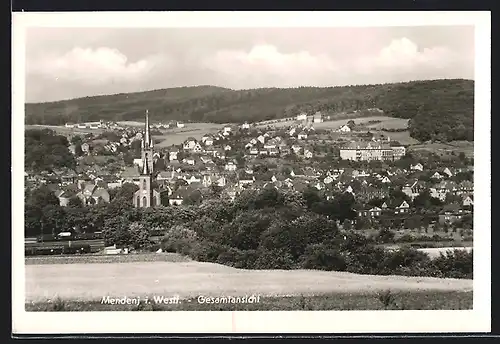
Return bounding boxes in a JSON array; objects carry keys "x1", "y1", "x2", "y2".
[{"x1": 12, "y1": 11, "x2": 491, "y2": 334}]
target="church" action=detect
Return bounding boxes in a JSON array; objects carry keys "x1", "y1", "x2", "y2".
[{"x1": 133, "y1": 110, "x2": 162, "y2": 208}]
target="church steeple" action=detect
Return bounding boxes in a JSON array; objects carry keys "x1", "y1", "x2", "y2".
[
  {"x1": 141, "y1": 154, "x2": 150, "y2": 175},
  {"x1": 133, "y1": 109, "x2": 160, "y2": 208},
  {"x1": 143, "y1": 109, "x2": 153, "y2": 149}
]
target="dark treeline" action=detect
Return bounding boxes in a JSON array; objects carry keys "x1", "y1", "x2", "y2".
[
  {"x1": 25, "y1": 129, "x2": 76, "y2": 171},
  {"x1": 26, "y1": 79, "x2": 474, "y2": 142}
]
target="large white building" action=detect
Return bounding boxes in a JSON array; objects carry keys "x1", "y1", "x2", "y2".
[{"x1": 339, "y1": 142, "x2": 406, "y2": 161}]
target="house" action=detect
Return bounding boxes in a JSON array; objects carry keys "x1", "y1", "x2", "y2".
[
  {"x1": 462, "y1": 195, "x2": 474, "y2": 207},
  {"x1": 176, "y1": 122, "x2": 185, "y2": 128},
  {"x1": 200, "y1": 156, "x2": 214, "y2": 165},
  {"x1": 241, "y1": 122, "x2": 250, "y2": 130},
  {"x1": 381, "y1": 176, "x2": 391, "y2": 184},
  {"x1": 169, "y1": 188, "x2": 189, "y2": 206},
  {"x1": 268, "y1": 148, "x2": 280, "y2": 156},
  {"x1": 338, "y1": 125, "x2": 351, "y2": 133},
  {"x1": 289, "y1": 128, "x2": 297, "y2": 136},
  {"x1": 76, "y1": 183, "x2": 110, "y2": 206},
  {"x1": 54, "y1": 190, "x2": 77, "y2": 207},
  {"x1": 224, "y1": 145, "x2": 232, "y2": 151},
  {"x1": 183, "y1": 138, "x2": 197, "y2": 150},
  {"x1": 214, "y1": 176, "x2": 227, "y2": 187},
  {"x1": 280, "y1": 147, "x2": 291, "y2": 156},
  {"x1": 431, "y1": 180, "x2": 458, "y2": 200},
  {"x1": 431, "y1": 172, "x2": 443, "y2": 180},
  {"x1": 257, "y1": 135, "x2": 266, "y2": 144},
  {"x1": 345, "y1": 185, "x2": 355, "y2": 195},
  {"x1": 81, "y1": 143, "x2": 90, "y2": 154},
  {"x1": 250, "y1": 138, "x2": 258, "y2": 145},
  {"x1": 249, "y1": 148, "x2": 259, "y2": 155},
  {"x1": 297, "y1": 113, "x2": 307, "y2": 121},
  {"x1": 169, "y1": 148, "x2": 179, "y2": 161},
  {"x1": 290, "y1": 169, "x2": 304, "y2": 178},
  {"x1": 457, "y1": 180, "x2": 474, "y2": 195},
  {"x1": 313, "y1": 112, "x2": 323, "y2": 123},
  {"x1": 226, "y1": 185, "x2": 243, "y2": 201},
  {"x1": 238, "y1": 173, "x2": 255, "y2": 187},
  {"x1": 297, "y1": 131, "x2": 308, "y2": 140},
  {"x1": 304, "y1": 148, "x2": 313, "y2": 159},
  {"x1": 225, "y1": 162, "x2": 237, "y2": 171},
  {"x1": 133, "y1": 158, "x2": 143, "y2": 168},
  {"x1": 313, "y1": 182, "x2": 325, "y2": 190},
  {"x1": 438, "y1": 204, "x2": 469, "y2": 225},
  {"x1": 291, "y1": 145, "x2": 302, "y2": 154},
  {"x1": 201, "y1": 134, "x2": 212, "y2": 143},
  {"x1": 245, "y1": 142, "x2": 253, "y2": 149},
  {"x1": 323, "y1": 176, "x2": 334, "y2": 184},
  {"x1": 357, "y1": 186, "x2": 388, "y2": 201},
  {"x1": 264, "y1": 140, "x2": 277, "y2": 149},
  {"x1": 183, "y1": 158, "x2": 196, "y2": 165},
  {"x1": 402, "y1": 180, "x2": 426, "y2": 199},
  {"x1": 358, "y1": 206, "x2": 382, "y2": 218},
  {"x1": 120, "y1": 167, "x2": 141, "y2": 185},
  {"x1": 443, "y1": 167, "x2": 453, "y2": 178},
  {"x1": 193, "y1": 142, "x2": 204, "y2": 153},
  {"x1": 184, "y1": 174, "x2": 202, "y2": 185},
  {"x1": 68, "y1": 145, "x2": 76, "y2": 155},
  {"x1": 394, "y1": 201, "x2": 410, "y2": 214},
  {"x1": 410, "y1": 163, "x2": 424, "y2": 172}
]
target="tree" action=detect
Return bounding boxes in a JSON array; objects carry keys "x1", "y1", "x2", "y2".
[
  {"x1": 376, "y1": 228, "x2": 395, "y2": 243},
  {"x1": 161, "y1": 225, "x2": 199, "y2": 255},
  {"x1": 68, "y1": 196, "x2": 84, "y2": 208},
  {"x1": 26, "y1": 186, "x2": 60, "y2": 208}
]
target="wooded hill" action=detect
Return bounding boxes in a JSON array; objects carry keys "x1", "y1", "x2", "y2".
[{"x1": 25, "y1": 79, "x2": 474, "y2": 142}]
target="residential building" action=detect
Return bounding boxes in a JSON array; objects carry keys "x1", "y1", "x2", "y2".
[{"x1": 339, "y1": 142, "x2": 406, "y2": 161}]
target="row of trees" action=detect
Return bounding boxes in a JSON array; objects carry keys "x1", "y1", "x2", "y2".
[
  {"x1": 26, "y1": 79, "x2": 474, "y2": 143},
  {"x1": 25, "y1": 129, "x2": 76, "y2": 171},
  {"x1": 25, "y1": 183, "x2": 473, "y2": 279}
]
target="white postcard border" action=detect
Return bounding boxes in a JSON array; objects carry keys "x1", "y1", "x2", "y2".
[{"x1": 12, "y1": 11, "x2": 491, "y2": 334}]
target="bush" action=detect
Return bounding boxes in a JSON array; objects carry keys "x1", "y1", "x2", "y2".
[
  {"x1": 432, "y1": 249, "x2": 473, "y2": 279},
  {"x1": 189, "y1": 240, "x2": 228, "y2": 262},
  {"x1": 161, "y1": 225, "x2": 198, "y2": 255},
  {"x1": 253, "y1": 248, "x2": 296, "y2": 270},
  {"x1": 216, "y1": 248, "x2": 258, "y2": 269},
  {"x1": 300, "y1": 244, "x2": 347, "y2": 271}
]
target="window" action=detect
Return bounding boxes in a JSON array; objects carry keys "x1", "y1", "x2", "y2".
[
  {"x1": 142, "y1": 196, "x2": 147, "y2": 207},
  {"x1": 152, "y1": 196, "x2": 156, "y2": 207},
  {"x1": 136, "y1": 196, "x2": 140, "y2": 206},
  {"x1": 142, "y1": 179, "x2": 146, "y2": 190}
]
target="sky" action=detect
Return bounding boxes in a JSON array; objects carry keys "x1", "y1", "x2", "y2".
[{"x1": 25, "y1": 26, "x2": 475, "y2": 103}]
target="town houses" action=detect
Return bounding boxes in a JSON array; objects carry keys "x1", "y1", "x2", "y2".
[{"x1": 24, "y1": 111, "x2": 473, "y2": 235}]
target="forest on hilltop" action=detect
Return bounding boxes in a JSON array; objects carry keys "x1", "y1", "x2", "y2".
[{"x1": 25, "y1": 79, "x2": 474, "y2": 142}]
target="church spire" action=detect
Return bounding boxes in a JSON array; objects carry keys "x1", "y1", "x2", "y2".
[
  {"x1": 141, "y1": 154, "x2": 150, "y2": 175},
  {"x1": 144, "y1": 109, "x2": 153, "y2": 149}
]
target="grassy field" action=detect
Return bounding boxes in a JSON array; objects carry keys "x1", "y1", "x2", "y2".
[
  {"x1": 365, "y1": 118, "x2": 409, "y2": 130},
  {"x1": 25, "y1": 124, "x2": 105, "y2": 136},
  {"x1": 26, "y1": 290, "x2": 472, "y2": 311},
  {"x1": 25, "y1": 258, "x2": 473, "y2": 303},
  {"x1": 153, "y1": 123, "x2": 225, "y2": 147},
  {"x1": 25, "y1": 253, "x2": 190, "y2": 265},
  {"x1": 256, "y1": 116, "x2": 404, "y2": 130},
  {"x1": 409, "y1": 141, "x2": 474, "y2": 158}
]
